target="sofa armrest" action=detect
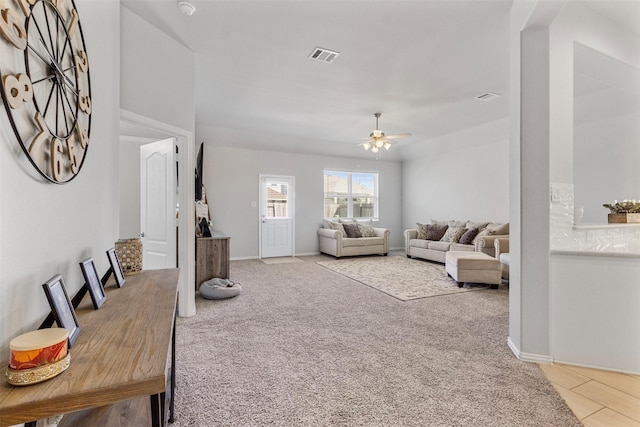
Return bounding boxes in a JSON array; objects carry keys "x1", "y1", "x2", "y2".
[
  {"x1": 494, "y1": 237, "x2": 510, "y2": 259},
  {"x1": 373, "y1": 227, "x2": 389, "y2": 239},
  {"x1": 475, "y1": 234, "x2": 508, "y2": 257},
  {"x1": 404, "y1": 229, "x2": 418, "y2": 255},
  {"x1": 318, "y1": 227, "x2": 343, "y2": 240},
  {"x1": 373, "y1": 228, "x2": 390, "y2": 254}
]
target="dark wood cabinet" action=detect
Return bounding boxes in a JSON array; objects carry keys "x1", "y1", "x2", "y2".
[{"x1": 195, "y1": 232, "x2": 230, "y2": 289}]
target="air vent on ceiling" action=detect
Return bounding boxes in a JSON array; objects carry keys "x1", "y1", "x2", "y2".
[
  {"x1": 308, "y1": 47, "x2": 340, "y2": 64},
  {"x1": 475, "y1": 92, "x2": 502, "y2": 101}
]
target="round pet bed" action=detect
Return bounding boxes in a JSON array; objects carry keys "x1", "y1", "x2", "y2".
[{"x1": 200, "y1": 278, "x2": 241, "y2": 300}]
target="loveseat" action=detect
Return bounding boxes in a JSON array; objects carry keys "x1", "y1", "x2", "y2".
[
  {"x1": 318, "y1": 219, "x2": 389, "y2": 258},
  {"x1": 404, "y1": 220, "x2": 509, "y2": 264}
]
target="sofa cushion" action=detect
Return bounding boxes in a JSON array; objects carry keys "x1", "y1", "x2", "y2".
[
  {"x1": 357, "y1": 222, "x2": 376, "y2": 237},
  {"x1": 487, "y1": 222, "x2": 509, "y2": 235},
  {"x1": 459, "y1": 228, "x2": 479, "y2": 245},
  {"x1": 328, "y1": 221, "x2": 345, "y2": 234},
  {"x1": 465, "y1": 221, "x2": 489, "y2": 231},
  {"x1": 342, "y1": 237, "x2": 384, "y2": 247},
  {"x1": 430, "y1": 219, "x2": 466, "y2": 227},
  {"x1": 409, "y1": 239, "x2": 430, "y2": 249},
  {"x1": 428, "y1": 241, "x2": 452, "y2": 251},
  {"x1": 342, "y1": 222, "x2": 362, "y2": 238},
  {"x1": 450, "y1": 243, "x2": 475, "y2": 252},
  {"x1": 416, "y1": 222, "x2": 429, "y2": 239},
  {"x1": 440, "y1": 226, "x2": 465, "y2": 243},
  {"x1": 426, "y1": 224, "x2": 448, "y2": 241}
]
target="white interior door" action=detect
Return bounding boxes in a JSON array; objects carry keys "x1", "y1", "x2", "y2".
[
  {"x1": 260, "y1": 175, "x2": 295, "y2": 258},
  {"x1": 140, "y1": 138, "x2": 176, "y2": 270}
]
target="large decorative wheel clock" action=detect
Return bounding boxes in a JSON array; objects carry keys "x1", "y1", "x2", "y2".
[{"x1": 0, "y1": 0, "x2": 91, "y2": 184}]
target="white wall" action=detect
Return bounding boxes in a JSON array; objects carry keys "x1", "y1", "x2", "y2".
[
  {"x1": 402, "y1": 118, "x2": 510, "y2": 229},
  {"x1": 198, "y1": 138, "x2": 403, "y2": 259},
  {"x1": 0, "y1": 0, "x2": 120, "y2": 353},
  {"x1": 510, "y1": 0, "x2": 640, "y2": 372},
  {"x1": 574, "y1": 111, "x2": 640, "y2": 224},
  {"x1": 118, "y1": 138, "x2": 148, "y2": 238},
  {"x1": 120, "y1": 7, "x2": 195, "y2": 132},
  {"x1": 120, "y1": 6, "x2": 197, "y2": 317}
]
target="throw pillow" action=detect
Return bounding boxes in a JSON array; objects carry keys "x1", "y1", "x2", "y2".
[
  {"x1": 440, "y1": 226, "x2": 465, "y2": 243},
  {"x1": 425, "y1": 224, "x2": 448, "y2": 241},
  {"x1": 465, "y1": 221, "x2": 489, "y2": 231},
  {"x1": 448, "y1": 220, "x2": 467, "y2": 227},
  {"x1": 358, "y1": 222, "x2": 376, "y2": 237},
  {"x1": 472, "y1": 227, "x2": 490, "y2": 245},
  {"x1": 459, "y1": 228, "x2": 479, "y2": 245},
  {"x1": 416, "y1": 222, "x2": 429, "y2": 239},
  {"x1": 339, "y1": 218, "x2": 356, "y2": 224},
  {"x1": 487, "y1": 222, "x2": 510, "y2": 235},
  {"x1": 328, "y1": 221, "x2": 345, "y2": 235},
  {"x1": 342, "y1": 222, "x2": 362, "y2": 238}
]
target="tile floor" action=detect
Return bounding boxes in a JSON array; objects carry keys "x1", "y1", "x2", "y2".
[{"x1": 540, "y1": 363, "x2": 640, "y2": 426}]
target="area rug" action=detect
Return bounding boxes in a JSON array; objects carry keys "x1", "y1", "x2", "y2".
[
  {"x1": 261, "y1": 256, "x2": 305, "y2": 265},
  {"x1": 317, "y1": 255, "x2": 486, "y2": 301}
]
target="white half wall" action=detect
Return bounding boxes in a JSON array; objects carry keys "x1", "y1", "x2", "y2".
[
  {"x1": 0, "y1": 1, "x2": 121, "y2": 353},
  {"x1": 198, "y1": 142, "x2": 403, "y2": 259},
  {"x1": 402, "y1": 118, "x2": 510, "y2": 230}
]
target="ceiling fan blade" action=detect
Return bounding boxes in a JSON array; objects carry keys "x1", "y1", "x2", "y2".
[{"x1": 384, "y1": 133, "x2": 412, "y2": 139}]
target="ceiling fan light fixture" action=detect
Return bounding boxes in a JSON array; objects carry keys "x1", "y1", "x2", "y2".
[
  {"x1": 375, "y1": 139, "x2": 384, "y2": 148},
  {"x1": 383, "y1": 142, "x2": 391, "y2": 150},
  {"x1": 363, "y1": 142, "x2": 371, "y2": 150},
  {"x1": 371, "y1": 146, "x2": 379, "y2": 153},
  {"x1": 178, "y1": 1, "x2": 196, "y2": 16}
]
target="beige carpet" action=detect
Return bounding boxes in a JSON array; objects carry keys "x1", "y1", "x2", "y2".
[
  {"x1": 174, "y1": 259, "x2": 581, "y2": 426},
  {"x1": 317, "y1": 255, "x2": 487, "y2": 301}
]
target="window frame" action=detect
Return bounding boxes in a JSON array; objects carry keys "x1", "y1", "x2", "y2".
[{"x1": 323, "y1": 169, "x2": 379, "y2": 220}]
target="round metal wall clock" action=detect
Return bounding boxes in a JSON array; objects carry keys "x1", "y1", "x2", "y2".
[{"x1": 0, "y1": 0, "x2": 91, "y2": 184}]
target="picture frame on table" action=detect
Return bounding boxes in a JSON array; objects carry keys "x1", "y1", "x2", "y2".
[
  {"x1": 42, "y1": 275, "x2": 81, "y2": 347},
  {"x1": 79, "y1": 258, "x2": 106, "y2": 309},
  {"x1": 106, "y1": 247, "x2": 126, "y2": 288}
]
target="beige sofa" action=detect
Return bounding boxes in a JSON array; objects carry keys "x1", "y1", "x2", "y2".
[
  {"x1": 318, "y1": 219, "x2": 389, "y2": 258},
  {"x1": 404, "y1": 220, "x2": 509, "y2": 264},
  {"x1": 494, "y1": 237, "x2": 510, "y2": 280}
]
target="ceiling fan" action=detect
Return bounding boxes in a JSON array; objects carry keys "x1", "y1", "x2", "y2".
[{"x1": 359, "y1": 112, "x2": 411, "y2": 153}]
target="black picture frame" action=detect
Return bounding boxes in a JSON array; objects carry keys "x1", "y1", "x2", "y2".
[
  {"x1": 106, "y1": 247, "x2": 126, "y2": 288},
  {"x1": 42, "y1": 275, "x2": 80, "y2": 347},
  {"x1": 79, "y1": 258, "x2": 106, "y2": 309}
]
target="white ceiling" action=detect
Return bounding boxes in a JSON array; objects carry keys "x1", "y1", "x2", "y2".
[{"x1": 119, "y1": 0, "x2": 640, "y2": 160}]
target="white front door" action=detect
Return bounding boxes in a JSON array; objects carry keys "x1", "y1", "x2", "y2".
[
  {"x1": 140, "y1": 138, "x2": 177, "y2": 270},
  {"x1": 260, "y1": 175, "x2": 295, "y2": 258}
]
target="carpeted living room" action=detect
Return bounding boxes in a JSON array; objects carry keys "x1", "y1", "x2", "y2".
[
  {"x1": 177, "y1": 252, "x2": 581, "y2": 426},
  {"x1": 2, "y1": 0, "x2": 639, "y2": 426}
]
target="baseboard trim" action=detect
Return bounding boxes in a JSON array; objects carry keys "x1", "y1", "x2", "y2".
[{"x1": 507, "y1": 337, "x2": 553, "y2": 364}]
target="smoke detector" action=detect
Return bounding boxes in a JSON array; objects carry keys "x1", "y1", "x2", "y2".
[{"x1": 178, "y1": 1, "x2": 196, "y2": 16}]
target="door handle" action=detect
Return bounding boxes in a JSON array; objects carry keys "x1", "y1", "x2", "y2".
[{"x1": 140, "y1": 232, "x2": 145, "y2": 237}]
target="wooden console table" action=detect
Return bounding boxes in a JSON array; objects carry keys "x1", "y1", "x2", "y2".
[
  {"x1": 195, "y1": 232, "x2": 230, "y2": 289},
  {"x1": 0, "y1": 268, "x2": 179, "y2": 427}
]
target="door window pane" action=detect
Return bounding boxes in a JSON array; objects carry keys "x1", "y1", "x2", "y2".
[{"x1": 266, "y1": 182, "x2": 288, "y2": 218}]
